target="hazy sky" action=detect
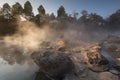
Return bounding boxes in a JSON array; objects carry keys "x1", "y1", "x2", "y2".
[{"x1": 0, "y1": 0, "x2": 120, "y2": 18}]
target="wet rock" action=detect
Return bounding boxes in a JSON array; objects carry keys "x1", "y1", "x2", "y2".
[
  {"x1": 99, "y1": 72, "x2": 119, "y2": 80},
  {"x1": 86, "y1": 43, "x2": 109, "y2": 72},
  {"x1": 32, "y1": 50, "x2": 74, "y2": 79}
]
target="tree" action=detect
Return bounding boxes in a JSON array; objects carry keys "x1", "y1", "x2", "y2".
[
  {"x1": 57, "y1": 6, "x2": 66, "y2": 17},
  {"x1": 116, "y1": 9, "x2": 120, "y2": 13},
  {"x1": 49, "y1": 13, "x2": 55, "y2": 20},
  {"x1": 3, "y1": 3, "x2": 11, "y2": 11},
  {"x1": 72, "y1": 10, "x2": 79, "y2": 20},
  {"x1": 12, "y1": 2, "x2": 23, "y2": 15},
  {"x1": 0, "y1": 7, "x2": 2, "y2": 16},
  {"x1": 87, "y1": 13, "x2": 104, "y2": 26},
  {"x1": 2, "y1": 3, "x2": 12, "y2": 20},
  {"x1": 78, "y1": 10, "x2": 88, "y2": 23},
  {"x1": 23, "y1": 1, "x2": 33, "y2": 17},
  {"x1": 108, "y1": 9, "x2": 120, "y2": 29},
  {"x1": 35, "y1": 5, "x2": 46, "y2": 26},
  {"x1": 81, "y1": 10, "x2": 88, "y2": 16},
  {"x1": 38, "y1": 5, "x2": 45, "y2": 16}
]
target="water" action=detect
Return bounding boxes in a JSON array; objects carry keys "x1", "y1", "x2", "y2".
[
  {"x1": 0, "y1": 58, "x2": 39, "y2": 80},
  {"x1": 0, "y1": 41, "x2": 39, "y2": 80},
  {"x1": 100, "y1": 49, "x2": 115, "y2": 69}
]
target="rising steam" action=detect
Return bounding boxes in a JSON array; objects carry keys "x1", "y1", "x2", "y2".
[
  {"x1": 3, "y1": 15, "x2": 120, "y2": 53},
  {"x1": 3, "y1": 16, "x2": 55, "y2": 52}
]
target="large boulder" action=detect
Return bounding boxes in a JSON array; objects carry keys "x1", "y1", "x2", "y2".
[{"x1": 31, "y1": 50, "x2": 74, "y2": 79}]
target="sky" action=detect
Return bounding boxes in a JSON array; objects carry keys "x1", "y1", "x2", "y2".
[{"x1": 0, "y1": 0, "x2": 120, "y2": 18}]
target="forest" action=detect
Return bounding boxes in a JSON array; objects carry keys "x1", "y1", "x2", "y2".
[{"x1": 0, "y1": 1, "x2": 120, "y2": 36}]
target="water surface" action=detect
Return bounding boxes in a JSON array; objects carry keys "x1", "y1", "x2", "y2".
[{"x1": 0, "y1": 58, "x2": 38, "y2": 80}]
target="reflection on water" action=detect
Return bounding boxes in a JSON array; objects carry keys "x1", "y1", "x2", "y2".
[
  {"x1": 0, "y1": 41, "x2": 27, "y2": 65},
  {"x1": 0, "y1": 41, "x2": 39, "y2": 80},
  {"x1": 0, "y1": 58, "x2": 39, "y2": 80}
]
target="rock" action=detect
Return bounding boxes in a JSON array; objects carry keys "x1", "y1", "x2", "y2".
[
  {"x1": 86, "y1": 43, "x2": 107, "y2": 66},
  {"x1": 56, "y1": 40, "x2": 67, "y2": 51},
  {"x1": 99, "y1": 72, "x2": 119, "y2": 80},
  {"x1": 31, "y1": 50, "x2": 74, "y2": 79},
  {"x1": 31, "y1": 35, "x2": 120, "y2": 80},
  {"x1": 74, "y1": 62, "x2": 87, "y2": 76},
  {"x1": 86, "y1": 43, "x2": 109, "y2": 72},
  {"x1": 57, "y1": 46, "x2": 66, "y2": 51},
  {"x1": 109, "y1": 69, "x2": 119, "y2": 75},
  {"x1": 70, "y1": 53, "x2": 88, "y2": 76},
  {"x1": 86, "y1": 70, "x2": 99, "y2": 80},
  {"x1": 101, "y1": 35, "x2": 120, "y2": 70},
  {"x1": 113, "y1": 65, "x2": 120, "y2": 72},
  {"x1": 63, "y1": 73, "x2": 79, "y2": 80},
  {"x1": 101, "y1": 35, "x2": 120, "y2": 61},
  {"x1": 35, "y1": 71, "x2": 52, "y2": 80},
  {"x1": 116, "y1": 59, "x2": 120, "y2": 67},
  {"x1": 76, "y1": 69, "x2": 99, "y2": 80}
]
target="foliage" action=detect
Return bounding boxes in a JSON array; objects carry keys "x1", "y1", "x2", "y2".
[
  {"x1": 23, "y1": 1, "x2": 34, "y2": 19},
  {"x1": 0, "y1": 17, "x2": 17, "y2": 36},
  {"x1": 2, "y1": 3, "x2": 12, "y2": 20},
  {"x1": 3, "y1": 3, "x2": 11, "y2": 11},
  {"x1": 12, "y1": 2, "x2": 23, "y2": 15},
  {"x1": 108, "y1": 9, "x2": 120, "y2": 29},
  {"x1": 38, "y1": 5, "x2": 45, "y2": 16},
  {"x1": 57, "y1": 6, "x2": 66, "y2": 17}
]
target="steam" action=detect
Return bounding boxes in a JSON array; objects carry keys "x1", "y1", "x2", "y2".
[
  {"x1": 3, "y1": 15, "x2": 120, "y2": 54},
  {"x1": 2, "y1": 16, "x2": 83, "y2": 53},
  {"x1": 1, "y1": 19, "x2": 98, "y2": 53},
  {"x1": 3, "y1": 16, "x2": 55, "y2": 52}
]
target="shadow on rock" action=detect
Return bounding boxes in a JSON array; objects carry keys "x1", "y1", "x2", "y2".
[{"x1": 31, "y1": 50, "x2": 74, "y2": 80}]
